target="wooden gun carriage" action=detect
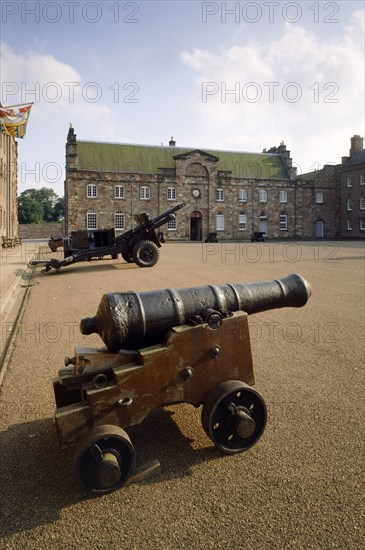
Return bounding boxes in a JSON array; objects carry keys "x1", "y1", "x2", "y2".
[{"x1": 53, "y1": 273, "x2": 311, "y2": 495}]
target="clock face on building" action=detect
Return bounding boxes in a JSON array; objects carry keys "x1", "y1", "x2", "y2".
[{"x1": 192, "y1": 188, "x2": 201, "y2": 198}]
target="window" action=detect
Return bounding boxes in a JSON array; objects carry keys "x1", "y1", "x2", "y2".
[
  {"x1": 238, "y1": 189, "x2": 247, "y2": 202},
  {"x1": 87, "y1": 209, "x2": 97, "y2": 229},
  {"x1": 216, "y1": 188, "x2": 224, "y2": 202},
  {"x1": 87, "y1": 184, "x2": 97, "y2": 198},
  {"x1": 114, "y1": 210, "x2": 124, "y2": 230},
  {"x1": 167, "y1": 187, "x2": 176, "y2": 201},
  {"x1": 315, "y1": 191, "x2": 323, "y2": 204},
  {"x1": 279, "y1": 190, "x2": 287, "y2": 203},
  {"x1": 347, "y1": 177, "x2": 352, "y2": 187},
  {"x1": 279, "y1": 213, "x2": 287, "y2": 231},
  {"x1": 347, "y1": 220, "x2": 353, "y2": 231},
  {"x1": 167, "y1": 217, "x2": 176, "y2": 230},
  {"x1": 216, "y1": 212, "x2": 224, "y2": 231},
  {"x1": 360, "y1": 219, "x2": 365, "y2": 231},
  {"x1": 360, "y1": 175, "x2": 365, "y2": 185},
  {"x1": 360, "y1": 196, "x2": 365, "y2": 210},
  {"x1": 239, "y1": 212, "x2": 247, "y2": 231},
  {"x1": 114, "y1": 185, "x2": 124, "y2": 199},
  {"x1": 347, "y1": 197, "x2": 353, "y2": 211},
  {"x1": 259, "y1": 190, "x2": 267, "y2": 203},
  {"x1": 140, "y1": 186, "x2": 150, "y2": 200}
]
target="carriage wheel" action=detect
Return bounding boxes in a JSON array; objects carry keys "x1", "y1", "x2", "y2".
[
  {"x1": 202, "y1": 380, "x2": 267, "y2": 454},
  {"x1": 121, "y1": 251, "x2": 134, "y2": 263},
  {"x1": 132, "y1": 240, "x2": 159, "y2": 267},
  {"x1": 74, "y1": 425, "x2": 136, "y2": 495}
]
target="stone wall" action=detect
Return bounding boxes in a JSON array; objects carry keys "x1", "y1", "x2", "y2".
[
  {"x1": 66, "y1": 156, "x2": 340, "y2": 240},
  {"x1": 18, "y1": 223, "x2": 65, "y2": 240},
  {"x1": 0, "y1": 133, "x2": 18, "y2": 239},
  {"x1": 64, "y1": 130, "x2": 345, "y2": 241},
  {"x1": 340, "y1": 159, "x2": 365, "y2": 238}
]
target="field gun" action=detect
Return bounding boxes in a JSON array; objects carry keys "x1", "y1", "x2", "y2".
[
  {"x1": 31, "y1": 202, "x2": 185, "y2": 273},
  {"x1": 54, "y1": 273, "x2": 311, "y2": 495}
]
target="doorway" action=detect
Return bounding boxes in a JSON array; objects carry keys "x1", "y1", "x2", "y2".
[
  {"x1": 259, "y1": 211, "x2": 268, "y2": 236},
  {"x1": 190, "y1": 211, "x2": 203, "y2": 241},
  {"x1": 315, "y1": 220, "x2": 324, "y2": 238}
]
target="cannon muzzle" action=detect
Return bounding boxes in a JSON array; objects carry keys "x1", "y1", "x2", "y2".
[{"x1": 80, "y1": 273, "x2": 311, "y2": 352}]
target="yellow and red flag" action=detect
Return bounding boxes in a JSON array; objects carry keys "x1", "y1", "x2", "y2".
[{"x1": 0, "y1": 103, "x2": 33, "y2": 138}]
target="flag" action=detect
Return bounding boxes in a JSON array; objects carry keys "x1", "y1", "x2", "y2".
[{"x1": 0, "y1": 103, "x2": 33, "y2": 138}]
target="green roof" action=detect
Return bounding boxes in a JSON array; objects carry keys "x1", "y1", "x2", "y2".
[{"x1": 76, "y1": 140, "x2": 289, "y2": 180}]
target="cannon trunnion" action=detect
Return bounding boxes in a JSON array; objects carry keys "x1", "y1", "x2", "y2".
[{"x1": 53, "y1": 274, "x2": 311, "y2": 495}]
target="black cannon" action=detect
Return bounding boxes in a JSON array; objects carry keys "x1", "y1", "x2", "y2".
[
  {"x1": 205, "y1": 232, "x2": 218, "y2": 243},
  {"x1": 54, "y1": 273, "x2": 311, "y2": 495},
  {"x1": 251, "y1": 231, "x2": 265, "y2": 242},
  {"x1": 81, "y1": 273, "x2": 311, "y2": 352},
  {"x1": 31, "y1": 202, "x2": 185, "y2": 273}
]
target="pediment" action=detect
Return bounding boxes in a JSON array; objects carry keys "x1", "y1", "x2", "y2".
[{"x1": 173, "y1": 149, "x2": 219, "y2": 162}]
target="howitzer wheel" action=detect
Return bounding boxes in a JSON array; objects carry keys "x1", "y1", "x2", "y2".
[
  {"x1": 202, "y1": 380, "x2": 267, "y2": 454},
  {"x1": 132, "y1": 240, "x2": 159, "y2": 267},
  {"x1": 121, "y1": 251, "x2": 134, "y2": 263},
  {"x1": 74, "y1": 424, "x2": 136, "y2": 495}
]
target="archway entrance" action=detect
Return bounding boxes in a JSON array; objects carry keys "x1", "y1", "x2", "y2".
[{"x1": 190, "y1": 211, "x2": 203, "y2": 241}]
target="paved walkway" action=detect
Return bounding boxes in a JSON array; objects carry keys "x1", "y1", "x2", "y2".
[{"x1": 0, "y1": 241, "x2": 44, "y2": 376}]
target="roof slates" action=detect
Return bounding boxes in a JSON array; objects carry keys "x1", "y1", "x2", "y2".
[{"x1": 76, "y1": 141, "x2": 288, "y2": 180}]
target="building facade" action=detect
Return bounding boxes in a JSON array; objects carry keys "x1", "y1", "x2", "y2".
[
  {"x1": 0, "y1": 132, "x2": 18, "y2": 241},
  {"x1": 64, "y1": 127, "x2": 362, "y2": 241},
  {"x1": 340, "y1": 135, "x2": 365, "y2": 238}
]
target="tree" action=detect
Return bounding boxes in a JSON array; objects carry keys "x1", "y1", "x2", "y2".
[
  {"x1": 53, "y1": 197, "x2": 65, "y2": 221},
  {"x1": 18, "y1": 188, "x2": 65, "y2": 224}
]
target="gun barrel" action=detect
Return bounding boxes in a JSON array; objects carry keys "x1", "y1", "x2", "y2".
[
  {"x1": 80, "y1": 273, "x2": 311, "y2": 352},
  {"x1": 151, "y1": 202, "x2": 186, "y2": 225}
]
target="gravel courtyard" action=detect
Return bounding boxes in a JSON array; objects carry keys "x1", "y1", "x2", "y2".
[{"x1": 0, "y1": 240, "x2": 364, "y2": 549}]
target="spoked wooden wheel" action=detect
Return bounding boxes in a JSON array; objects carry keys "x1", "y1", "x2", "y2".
[
  {"x1": 74, "y1": 425, "x2": 136, "y2": 495},
  {"x1": 202, "y1": 380, "x2": 267, "y2": 454}
]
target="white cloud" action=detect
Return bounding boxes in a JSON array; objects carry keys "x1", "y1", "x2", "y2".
[
  {"x1": 1, "y1": 43, "x2": 123, "y2": 194},
  {"x1": 180, "y1": 12, "x2": 364, "y2": 173},
  {"x1": 0, "y1": 42, "x2": 119, "y2": 140}
]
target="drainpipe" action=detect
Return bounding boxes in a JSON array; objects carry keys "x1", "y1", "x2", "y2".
[
  {"x1": 6, "y1": 135, "x2": 11, "y2": 238},
  {"x1": 294, "y1": 180, "x2": 297, "y2": 238},
  {"x1": 202, "y1": 164, "x2": 210, "y2": 234},
  {"x1": 251, "y1": 180, "x2": 255, "y2": 233},
  {"x1": 130, "y1": 174, "x2": 134, "y2": 228}
]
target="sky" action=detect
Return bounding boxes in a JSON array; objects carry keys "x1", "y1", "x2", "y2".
[{"x1": 1, "y1": 0, "x2": 364, "y2": 197}]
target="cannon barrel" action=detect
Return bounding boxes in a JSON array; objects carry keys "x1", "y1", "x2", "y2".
[
  {"x1": 80, "y1": 273, "x2": 311, "y2": 352},
  {"x1": 149, "y1": 201, "x2": 186, "y2": 225}
]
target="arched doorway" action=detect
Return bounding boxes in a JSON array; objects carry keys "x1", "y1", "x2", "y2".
[{"x1": 190, "y1": 211, "x2": 203, "y2": 241}]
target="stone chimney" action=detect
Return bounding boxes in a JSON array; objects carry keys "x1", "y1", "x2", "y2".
[
  {"x1": 342, "y1": 135, "x2": 364, "y2": 164},
  {"x1": 169, "y1": 136, "x2": 176, "y2": 147},
  {"x1": 349, "y1": 135, "x2": 364, "y2": 157},
  {"x1": 66, "y1": 124, "x2": 78, "y2": 170},
  {"x1": 265, "y1": 141, "x2": 297, "y2": 179}
]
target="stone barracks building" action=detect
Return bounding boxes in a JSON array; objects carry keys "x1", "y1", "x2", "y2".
[{"x1": 64, "y1": 126, "x2": 364, "y2": 240}]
